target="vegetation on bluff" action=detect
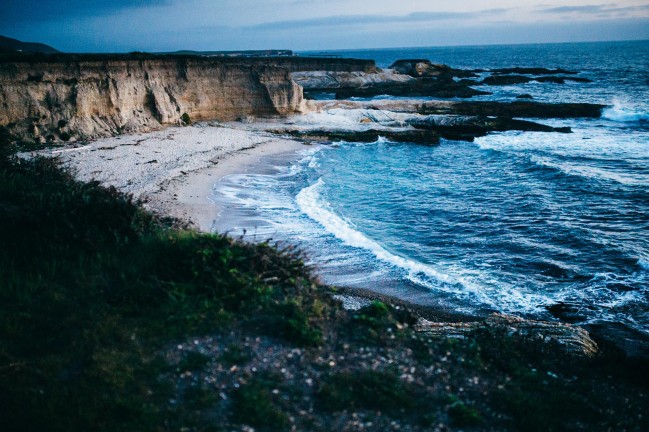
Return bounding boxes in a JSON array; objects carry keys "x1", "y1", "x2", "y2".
[{"x1": 0, "y1": 135, "x2": 647, "y2": 431}]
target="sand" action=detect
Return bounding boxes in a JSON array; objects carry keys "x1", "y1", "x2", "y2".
[{"x1": 33, "y1": 122, "x2": 306, "y2": 231}]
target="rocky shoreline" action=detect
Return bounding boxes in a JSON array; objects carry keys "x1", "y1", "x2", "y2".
[{"x1": 4, "y1": 52, "x2": 628, "y2": 354}]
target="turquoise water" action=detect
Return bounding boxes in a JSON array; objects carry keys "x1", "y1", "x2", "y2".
[{"x1": 214, "y1": 41, "x2": 649, "y2": 337}]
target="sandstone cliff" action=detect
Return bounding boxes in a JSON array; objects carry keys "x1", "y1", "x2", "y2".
[{"x1": 0, "y1": 57, "x2": 306, "y2": 142}]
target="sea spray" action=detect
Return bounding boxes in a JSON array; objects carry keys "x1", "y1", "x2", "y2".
[{"x1": 602, "y1": 100, "x2": 649, "y2": 123}]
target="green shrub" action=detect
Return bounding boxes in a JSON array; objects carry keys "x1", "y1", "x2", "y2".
[
  {"x1": 178, "y1": 351, "x2": 211, "y2": 372},
  {"x1": 231, "y1": 375, "x2": 289, "y2": 431},
  {"x1": 317, "y1": 370, "x2": 416, "y2": 413},
  {"x1": 448, "y1": 398, "x2": 482, "y2": 426},
  {"x1": 219, "y1": 344, "x2": 251, "y2": 367}
]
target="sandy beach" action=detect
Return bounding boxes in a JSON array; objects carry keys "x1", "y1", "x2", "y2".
[{"x1": 34, "y1": 122, "x2": 306, "y2": 232}]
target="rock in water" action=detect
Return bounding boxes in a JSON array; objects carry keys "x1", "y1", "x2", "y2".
[
  {"x1": 389, "y1": 59, "x2": 477, "y2": 78},
  {"x1": 389, "y1": 59, "x2": 450, "y2": 77},
  {"x1": 481, "y1": 75, "x2": 533, "y2": 85},
  {"x1": 490, "y1": 67, "x2": 578, "y2": 75}
]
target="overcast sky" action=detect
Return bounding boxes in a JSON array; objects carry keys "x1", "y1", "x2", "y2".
[{"x1": 1, "y1": 1, "x2": 648, "y2": 52}]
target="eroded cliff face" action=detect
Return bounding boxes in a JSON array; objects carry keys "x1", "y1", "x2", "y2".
[{"x1": 0, "y1": 58, "x2": 305, "y2": 142}]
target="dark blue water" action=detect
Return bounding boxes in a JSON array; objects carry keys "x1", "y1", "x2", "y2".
[{"x1": 215, "y1": 41, "x2": 649, "y2": 335}]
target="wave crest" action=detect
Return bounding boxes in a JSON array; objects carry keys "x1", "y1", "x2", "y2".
[
  {"x1": 602, "y1": 102, "x2": 649, "y2": 123},
  {"x1": 296, "y1": 178, "x2": 502, "y2": 306}
]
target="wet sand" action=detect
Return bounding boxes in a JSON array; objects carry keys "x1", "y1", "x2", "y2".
[{"x1": 32, "y1": 122, "x2": 305, "y2": 231}]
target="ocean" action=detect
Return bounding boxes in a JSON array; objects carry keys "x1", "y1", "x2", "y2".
[{"x1": 212, "y1": 41, "x2": 649, "y2": 342}]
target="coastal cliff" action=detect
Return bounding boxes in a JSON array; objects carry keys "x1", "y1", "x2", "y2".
[{"x1": 0, "y1": 57, "x2": 307, "y2": 142}]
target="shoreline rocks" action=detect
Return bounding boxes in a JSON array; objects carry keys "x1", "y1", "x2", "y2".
[
  {"x1": 417, "y1": 313, "x2": 599, "y2": 357},
  {"x1": 489, "y1": 67, "x2": 578, "y2": 75},
  {"x1": 389, "y1": 59, "x2": 478, "y2": 78},
  {"x1": 334, "y1": 77, "x2": 490, "y2": 99},
  {"x1": 293, "y1": 61, "x2": 491, "y2": 100},
  {"x1": 269, "y1": 128, "x2": 441, "y2": 145},
  {"x1": 482, "y1": 74, "x2": 593, "y2": 86},
  {"x1": 417, "y1": 100, "x2": 605, "y2": 118}
]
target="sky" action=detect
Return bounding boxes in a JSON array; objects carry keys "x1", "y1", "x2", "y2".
[{"x1": 1, "y1": 1, "x2": 648, "y2": 52}]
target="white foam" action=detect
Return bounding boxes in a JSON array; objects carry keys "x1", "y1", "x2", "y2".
[
  {"x1": 639, "y1": 259, "x2": 649, "y2": 271},
  {"x1": 296, "y1": 178, "x2": 507, "y2": 307},
  {"x1": 602, "y1": 101, "x2": 649, "y2": 123},
  {"x1": 528, "y1": 155, "x2": 648, "y2": 186},
  {"x1": 294, "y1": 108, "x2": 412, "y2": 131}
]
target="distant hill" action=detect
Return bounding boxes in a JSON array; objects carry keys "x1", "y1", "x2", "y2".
[{"x1": 0, "y1": 35, "x2": 60, "y2": 53}]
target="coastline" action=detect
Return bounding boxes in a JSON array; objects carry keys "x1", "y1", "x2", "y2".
[
  {"x1": 33, "y1": 122, "x2": 306, "y2": 232},
  {"x1": 147, "y1": 128, "x2": 306, "y2": 232},
  {"x1": 36, "y1": 121, "x2": 478, "y2": 321}
]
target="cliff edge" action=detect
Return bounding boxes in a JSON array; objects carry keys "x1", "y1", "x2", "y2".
[{"x1": 0, "y1": 57, "x2": 306, "y2": 142}]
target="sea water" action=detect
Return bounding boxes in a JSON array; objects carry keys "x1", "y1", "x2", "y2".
[{"x1": 212, "y1": 41, "x2": 649, "y2": 339}]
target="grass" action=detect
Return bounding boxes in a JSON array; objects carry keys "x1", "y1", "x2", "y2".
[
  {"x1": 0, "y1": 151, "x2": 336, "y2": 431},
  {"x1": 178, "y1": 351, "x2": 211, "y2": 372},
  {"x1": 447, "y1": 396, "x2": 482, "y2": 427},
  {"x1": 231, "y1": 373, "x2": 289, "y2": 431},
  {"x1": 351, "y1": 300, "x2": 417, "y2": 343},
  {"x1": 317, "y1": 370, "x2": 418, "y2": 414},
  {"x1": 219, "y1": 344, "x2": 251, "y2": 367}
]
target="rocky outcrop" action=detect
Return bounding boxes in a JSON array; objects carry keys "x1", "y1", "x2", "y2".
[
  {"x1": 270, "y1": 114, "x2": 570, "y2": 144},
  {"x1": 489, "y1": 67, "x2": 578, "y2": 75},
  {"x1": 271, "y1": 128, "x2": 441, "y2": 145},
  {"x1": 316, "y1": 99, "x2": 605, "y2": 119},
  {"x1": 389, "y1": 59, "x2": 477, "y2": 78},
  {"x1": 409, "y1": 115, "x2": 571, "y2": 141},
  {"x1": 482, "y1": 74, "x2": 592, "y2": 86},
  {"x1": 534, "y1": 75, "x2": 592, "y2": 84},
  {"x1": 334, "y1": 78, "x2": 489, "y2": 99},
  {"x1": 417, "y1": 313, "x2": 599, "y2": 357},
  {"x1": 418, "y1": 100, "x2": 605, "y2": 118},
  {"x1": 292, "y1": 69, "x2": 413, "y2": 92},
  {"x1": 481, "y1": 75, "x2": 531, "y2": 85},
  {"x1": 0, "y1": 57, "x2": 306, "y2": 142},
  {"x1": 293, "y1": 62, "x2": 489, "y2": 100}
]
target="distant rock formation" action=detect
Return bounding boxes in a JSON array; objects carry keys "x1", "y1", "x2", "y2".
[
  {"x1": 294, "y1": 64, "x2": 489, "y2": 100},
  {"x1": 389, "y1": 59, "x2": 477, "y2": 78}
]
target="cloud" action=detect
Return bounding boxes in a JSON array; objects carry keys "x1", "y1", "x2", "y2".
[
  {"x1": 0, "y1": 0, "x2": 171, "y2": 26},
  {"x1": 539, "y1": 3, "x2": 649, "y2": 17},
  {"x1": 541, "y1": 5, "x2": 611, "y2": 14},
  {"x1": 246, "y1": 9, "x2": 509, "y2": 31}
]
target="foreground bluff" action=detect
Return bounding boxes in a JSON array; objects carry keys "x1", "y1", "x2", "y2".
[{"x1": 0, "y1": 55, "x2": 313, "y2": 142}]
